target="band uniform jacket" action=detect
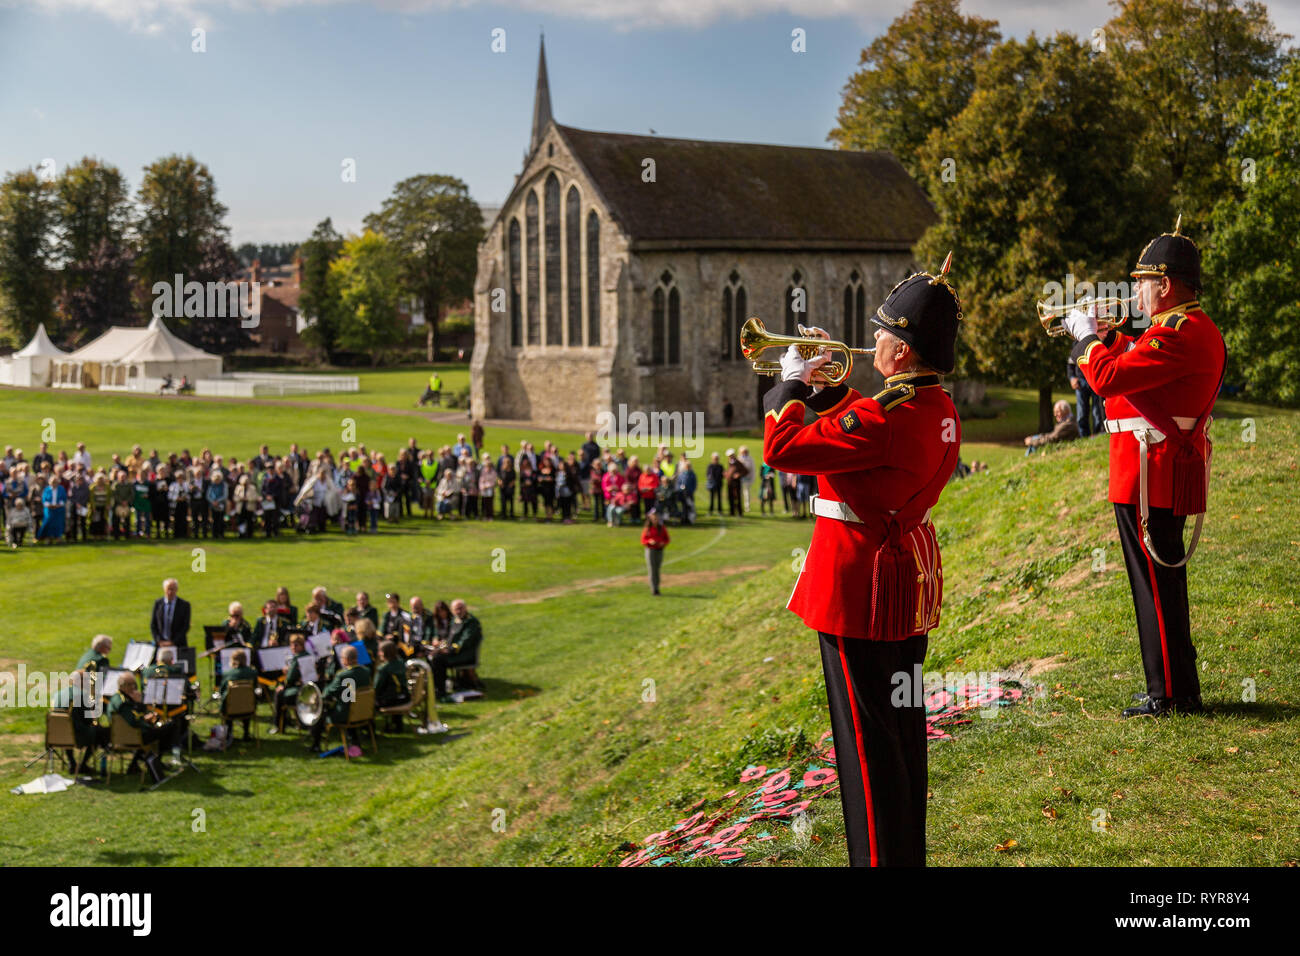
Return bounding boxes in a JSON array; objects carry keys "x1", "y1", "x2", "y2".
[
  {"x1": 763, "y1": 373, "x2": 960, "y2": 640},
  {"x1": 1076, "y1": 302, "x2": 1226, "y2": 508}
]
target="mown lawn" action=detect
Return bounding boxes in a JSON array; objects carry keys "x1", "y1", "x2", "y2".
[{"x1": 1, "y1": 383, "x2": 1292, "y2": 866}]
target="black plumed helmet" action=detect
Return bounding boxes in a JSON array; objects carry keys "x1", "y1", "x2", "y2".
[
  {"x1": 871, "y1": 251, "x2": 962, "y2": 375},
  {"x1": 1131, "y1": 215, "x2": 1202, "y2": 294}
]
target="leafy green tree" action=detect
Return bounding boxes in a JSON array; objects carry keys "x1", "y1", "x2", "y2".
[
  {"x1": 1202, "y1": 57, "x2": 1300, "y2": 405},
  {"x1": 915, "y1": 35, "x2": 1153, "y2": 430},
  {"x1": 0, "y1": 168, "x2": 56, "y2": 346},
  {"x1": 363, "y1": 174, "x2": 482, "y2": 361},
  {"x1": 828, "y1": 0, "x2": 1001, "y2": 182},
  {"x1": 62, "y1": 239, "x2": 135, "y2": 345},
  {"x1": 1105, "y1": 0, "x2": 1289, "y2": 227},
  {"x1": 328, "y1": 230, "x2": 405, "y2": 362},
  {"x1": 57, "y1": 157, "x2": 132, "y2": 266},
  {"x1": 298, "y1": 217, "x2": 345, "y2": 362},
  {"x1": 57, "y1": 158, "x2": 135, "y2": 340},
  {"x1": 134, "y1": 154, "x2": 230, "y2": 290}
]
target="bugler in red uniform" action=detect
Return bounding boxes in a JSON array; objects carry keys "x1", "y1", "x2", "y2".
[
  {"x1": 760, "y1": 259, "x2": 962, "y2": 867},
  {"x1": 1066, "y1": 222, "x2": 1225, "y2": 716},
  {"x1": 765, "y1": 373, "x2": 958, "y2": 640}
]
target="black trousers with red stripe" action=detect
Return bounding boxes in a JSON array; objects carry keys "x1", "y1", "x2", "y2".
[
  {"x1": 819, "y1": 631, "x2": 928, "y2": 867},
  {"x1": 1113, "y1": 503, "x2": 1200, "y2": 701}
]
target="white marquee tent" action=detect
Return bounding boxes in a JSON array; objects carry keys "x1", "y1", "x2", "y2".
[
  {"x1": 0, "y1": 323, "x2": 68, "y2": 387},
  {"x1": 51, "y1": 316, "x2": 222, "y2": 390}
]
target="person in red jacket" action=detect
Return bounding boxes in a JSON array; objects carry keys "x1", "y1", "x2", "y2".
[
  {"x1": 762, "y1": 258, "x2": 961, "y2": 867},
  {"x1": 1063, "y1": 221, "x2": 1225, "y2": 718},
  {"x1": 640, "y1": 510, "x2": 670, "y2": 595}
]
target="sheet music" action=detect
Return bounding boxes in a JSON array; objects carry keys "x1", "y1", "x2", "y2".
[
  {"x1": 99, "y1": 667, "x2": 129, "y2": 698},
  {"x1": 122, "y1": 640, "x2": 155, "y2": 671},
  {"x1": 143, "y1": 678, "x2": 186, "y2": 706},
  {"x1": 298, "y1": 655, "x2": 318, "y2": 683},
  {"x1": 305, "y1": 633, "x2": 330, "y2": 657},
  {"x1": 219, "y1": 647, "x2": 253, "y2": 673},
  {"x1": 258, "y1": 645, "x2": 292, "y2": 672}
]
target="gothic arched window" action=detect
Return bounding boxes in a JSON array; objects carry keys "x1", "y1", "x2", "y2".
[
  {"x1": 843, "y1": 269, "x2": 866, "y2": 348},
  {"x1": 586, "y1": 210, "x2": 601, "y2": 346},
  {"x1": 566, "y1": 185, "x2": 582, "y2": 346},
  {"x1": 508, "y1": 218, "x2": 522, "y2": 348},
  {"x1": 543, "y1": 173, "x2": 562, "y2": 346},
  {"x1": 721, "y1": 269, "x2": 746, "y2": 361},
  {"x1": 525, "y1": 192, "x2": 539, "y2": 345},
  {"x1": 652, "y1": 270, "x2": 680, "y2": 365},
  {"x1": 784, "y1": 269, "x2": 807, "y2": 335}
]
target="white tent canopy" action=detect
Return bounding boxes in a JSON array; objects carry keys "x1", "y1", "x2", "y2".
[
  {"x1": 0, "y1": 323, "x2": 68, "y2": 387},
  {"x1": 51, "y1": 316, "x2": 222, "y2": 390}
]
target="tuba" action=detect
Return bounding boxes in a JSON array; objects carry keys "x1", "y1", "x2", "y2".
[
  {"x1": 1036, "y1": 295, "x2": 1134, "y2": 338},
  {"x1": 739, "y1": 318, "x2": 874, "y2": 386},
  {"x1": 296, "y1": 682, "x2": 325, "y2": 728}
]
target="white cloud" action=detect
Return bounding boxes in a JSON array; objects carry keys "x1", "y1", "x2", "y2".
[{"x1": 15, "y1": 0, "x2": 1300, "y2": 40}]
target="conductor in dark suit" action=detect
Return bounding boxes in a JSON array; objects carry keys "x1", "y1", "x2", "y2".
[
  {"x1": 151, "y1": 578, "x2": 191, "y2": 647},
  {"x1": 252, "y1": 601, "x2": 286, "y2": 646}
]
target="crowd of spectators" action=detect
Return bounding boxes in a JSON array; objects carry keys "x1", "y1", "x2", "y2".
[{"x1": 0, "y1": 426, "x2": 790, "y2": 546}]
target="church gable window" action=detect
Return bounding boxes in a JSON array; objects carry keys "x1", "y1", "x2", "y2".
[
  {"x1": 544, "y1": 173, "x2": 562, "y2": 346},
  {"x1": 525, "y1": 191, "x2": 540, "y2": 345},
  {"x1": 566, "y1": 185, "x2": 582, "y2": 346},
  {"x1": 586, "y1": 210, "x2": 601, "y2": 346},
  {"x1": 508, "y1": 218, "x2": 522, "y2": 348}
]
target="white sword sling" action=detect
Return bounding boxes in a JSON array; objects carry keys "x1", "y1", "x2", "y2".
[{"x1": 1103, "y1": 414, "x2": 1211, "y2": 568}]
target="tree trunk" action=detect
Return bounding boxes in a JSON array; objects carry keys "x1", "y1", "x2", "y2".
[
  {"x1": 425, "y1": 295, "x2": 440, "y2": 363},
  {"x1": 426, "y1": 323, "x2": 433, "y2": 363},
  {"x1": 1038, "y1": 385, "x2": 1054, "y2": 433}
]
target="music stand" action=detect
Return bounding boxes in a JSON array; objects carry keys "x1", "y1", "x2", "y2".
[
  {"x1": 201, "y1": 627, "x2": 228, "y2": 711},
  {"x1": 142, "y1": 677, "x2": 199, "y2": 787}
]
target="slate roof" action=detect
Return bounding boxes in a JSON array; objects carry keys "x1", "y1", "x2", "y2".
[{"x1": 555, "y1": 123, "x2": 935, "y2": 249}]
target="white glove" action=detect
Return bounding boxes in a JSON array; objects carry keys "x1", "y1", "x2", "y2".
[
  {"x1": 780, "y1": 344, "x2": 831, "y2": 384},
  {"x1": 1062, "y1": 308, "x2": 1098, "y2": 342}
]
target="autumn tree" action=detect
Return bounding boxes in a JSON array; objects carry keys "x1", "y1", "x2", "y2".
[{"x1": 828, "y1": 0, "x2": 1001, "y2": 183}]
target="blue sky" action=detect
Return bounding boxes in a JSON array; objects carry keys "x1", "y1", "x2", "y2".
[{"x1": 3, "y1": 0, "x2": 1297, "y2": 245}]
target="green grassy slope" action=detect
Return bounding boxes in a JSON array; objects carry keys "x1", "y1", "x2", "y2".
[{"x1": 1, "y1": 391, "x2": 1294, "y2": 866}]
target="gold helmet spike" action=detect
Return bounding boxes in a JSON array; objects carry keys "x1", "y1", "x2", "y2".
[
  {"x1": 930, "y1": 250, "x2": 953, "y2": 286},
  {"x1": 1173, "y1": 213, "x2": 1182, "y2": 236}
]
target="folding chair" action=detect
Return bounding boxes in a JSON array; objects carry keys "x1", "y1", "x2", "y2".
[
  {"x1": 105, "y1": 714, "x2": 153, "y2": 786},
  {"x1": 221, "y1": 680, "x2": 259, "y2": 747},
  {"x1": 334, "y1": 687, "x2": 377, "y2": 759},
  {"x1": 25, "y1": 710, "x2": 85, "y2": 776}
]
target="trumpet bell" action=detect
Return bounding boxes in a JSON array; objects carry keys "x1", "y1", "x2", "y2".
[
  {"x1": 738, "y1": 317, "x2": 872, "y2": 386},
  {"x1": 1037, "y1": 295, "x2": 1133, "y2": 337}
]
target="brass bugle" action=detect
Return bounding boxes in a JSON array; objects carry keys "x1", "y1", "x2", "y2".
[
  {"x1": 1036, "y1": 295, "x2": 1133, "y2": 338},
  {"x1": 739, "y1": 317, "x2": 874, "y2": 386}
]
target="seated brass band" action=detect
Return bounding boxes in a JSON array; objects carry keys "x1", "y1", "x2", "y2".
[{"x1": 739, "y1": 317, "x2": 874, "y2": 386}]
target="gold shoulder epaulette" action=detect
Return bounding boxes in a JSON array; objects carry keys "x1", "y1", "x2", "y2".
[{"x1": 872, "y1": 383, "x2": 915, "y2": 412}]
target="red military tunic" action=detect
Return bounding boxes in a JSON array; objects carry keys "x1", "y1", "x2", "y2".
[
  {"x1": 763, "y1": 372, "x2": 960, "y2": 640},
  {"x1": 1077, "y1": 301, "x2": 1225, "y2": 508}
]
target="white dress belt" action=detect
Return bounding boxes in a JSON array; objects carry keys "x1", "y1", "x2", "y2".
[
  {"x1": 810, "y1": 493, "x2": 931, "y2": 526},
  {"x1": 1103, "y1": 415, "x2": 1197, "y2": 443}
]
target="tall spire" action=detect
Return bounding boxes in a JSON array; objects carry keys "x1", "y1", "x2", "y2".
[{"x1": 530, "y1": 32, "x2": 552, "y2": 155}]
